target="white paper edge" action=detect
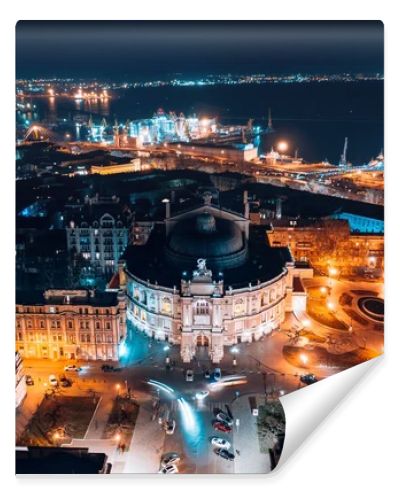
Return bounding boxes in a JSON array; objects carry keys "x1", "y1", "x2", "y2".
[{"x1": 274, "y1": 355, "x2": 383, "y2": 472}]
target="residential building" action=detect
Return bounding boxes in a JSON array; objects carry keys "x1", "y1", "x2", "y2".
[{"x1": 16, "y1": 289, "x2": 127, "y2": 361}]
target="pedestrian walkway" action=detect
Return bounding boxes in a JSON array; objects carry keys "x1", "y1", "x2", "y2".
[
  {"x1": 123, "y1": 404, "x2": 165, "y2": 473},
  {"x1": 84, "y1": 395, "x2": 114, "y2": 439},
  {"x1": 232, "y1": 395, "x2": 271, "y2": 474}
]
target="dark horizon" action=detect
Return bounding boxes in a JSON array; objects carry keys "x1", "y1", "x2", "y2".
[{"x1": 16, "y1": 21, "x2": 384, "y2": 80}]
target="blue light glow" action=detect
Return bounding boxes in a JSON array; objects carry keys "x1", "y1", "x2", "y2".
[{"x1": 147, "y1": 379, "x2": 175, "y2": 395}]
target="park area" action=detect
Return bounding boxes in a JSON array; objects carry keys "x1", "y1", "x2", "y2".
[
  {"x1": 17, "y1": 395, "x2": 99, "y2": 447},
  {"x1": 102, "y1": 397, "x2": 139, "y2": 451},
  {"x1": 306, "y1": 286, "x2": 348, "y2": 330}
]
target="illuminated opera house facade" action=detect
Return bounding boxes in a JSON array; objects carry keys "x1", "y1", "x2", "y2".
[{"x1": 119, "y1": 196, "x2": 311, "y2": 363}]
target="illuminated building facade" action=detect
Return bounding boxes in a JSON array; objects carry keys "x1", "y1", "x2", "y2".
[
  {"x1": 168, "y1": 142, "x2": 258, "y2": 162},
  {"x1": 66, "y1": 209, "x2": 132, "y2": 274},
  {"x1": 16, "y1": 289, "x2": 127, "y2": 361},
  {"x1": 90, "y1": 159, "x2": 142, "y2": 175},
  {"x1": 120, "y1": 197, "x2": 310, "y2": 363},
  {"x1": 267, "y1": 219, "x2": 384, "y2": 276}
]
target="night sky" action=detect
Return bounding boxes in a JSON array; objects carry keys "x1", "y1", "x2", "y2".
[{"x1": 16, "y1": 21, "x2": 383, "y2": 79}]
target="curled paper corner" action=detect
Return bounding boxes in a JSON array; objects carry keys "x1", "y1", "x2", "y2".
[{"x1": 273, "y1": 355, "x2": 383, "y2": 473}]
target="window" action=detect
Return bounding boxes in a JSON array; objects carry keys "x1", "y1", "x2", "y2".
[
  {"x1": 27, "y1": 320, "x2": 33, "y2": 328},
  {"x1": 234, "y1": 299, "x2": 245, "y2": 315},
  {"x1": 67, "y1": 320, "x2": 73, "y2": 329},
  {"x1": 161, "y1": 298, "x2": 172, "y2": 314},
  {"x1": 69, "y1": 334, "x2": 75, "y2": 344},
  {"x1": 195, "y1": 301, "x2": 209, "y2": 315},
  {"x1": 105, "y1": 322, "x2": 111, "y2": 330},
  {"x1": 107, "y1": 335, "x2": 113, "y2": 343},
  {"x1": 17, "y1": 332, "x2": 23, "y2": 341},
  {"x1": 95, "y1": 321, "x2": 101, "y2": 329},
  {"x1": 40, "y1": 320, "x2": 45, "y2": 328}
]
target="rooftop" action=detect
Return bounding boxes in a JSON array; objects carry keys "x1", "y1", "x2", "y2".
[
  {"x1": 16, "y1": 289, "x2": 119, "y2": 307},
  {"x1": 123, "y1": 223, "x2": 292, "y2": 290},
  {"x1": 16, "y1": 447, "x2": 108, "y2": 474}
]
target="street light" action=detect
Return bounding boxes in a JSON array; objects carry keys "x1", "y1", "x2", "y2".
[
  {"x1": 327, "y1": 301, "x2": 335, "y2": 312},
  {"x1": 299, "y1": 353, "x2": 308, "y2": 366},
  {"x1": 277, "y1": 141, "x2": 288, "y2": 153},
  {"x1": 302, "y1": 319, "x2": 311, "y2": 328},
  {"x1": 320, "y1": 286, "x2": 328, "y2": 297},
  {"x1": 115, "y1": 383, "x2": 121, "y2": 397}
]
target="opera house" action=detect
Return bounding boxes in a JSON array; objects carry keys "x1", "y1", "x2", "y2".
[{"x1": 119, "y1": 194, "x2": 311, "y2": 363}]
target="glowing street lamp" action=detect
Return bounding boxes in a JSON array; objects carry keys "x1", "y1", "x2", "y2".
[
  {"x1": 299, "y1": 353, "x2": 308, "y2": 366},
  {"x1": 302, "y1": 319, "x2": 311, "y2": 328},
  {"x1": 277, "y1": 141, "x2": 288, "y2": 153},
  {"x1": 320, "y1": 286, "x2": 328, "y2": 297},
  {"x1": 115, "y1": 383, "x2": 121, "y2": 397},
  {"x1": 327, "y1": 301, "x2": 335, "y2": 312}
]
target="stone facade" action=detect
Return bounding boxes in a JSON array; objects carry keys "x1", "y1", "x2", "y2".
[
  {"x1": 124, "y1": 259, "x2": 303, "y2": 364},
  {"x1": 16, "y1": 289, "x2": 127, "y2": 361}
]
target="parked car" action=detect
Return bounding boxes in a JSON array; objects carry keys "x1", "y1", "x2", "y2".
[
  {"x1": 215, "y1": 448, "x2": 235, "y2": 461},
  {"x1": 101, "y1": 364, "x2": 114, "y2": 372},
  {"x1": 158, "y1": 464, "x2": 178, "y2": 474},
  {"x1": 216, "y1": 411, "x2": 233, "y2": 426},
  {"x1": 211, "y1": 437, "x2": 231, "y2": 449},
  {"x1": 25, "y1": 375, "x2": 34, "y2": 386},
  {"x1": 185, "y1": 369, "x2": 194, "y2": 382},
  {"x1": 213, "y1": 421, "x2": 231, "y2": 433},
  {"x1": 101, "y1": 364, "x2": 122, "y2": 372},
  {"x1": 64, "y1": 365, "x2": 81, "y2": 372},
  {"x1": 164, "y1": 420, "x2": 176, "y2": 435},
  {"x1": 161, "y1": 454, "x2": 180, "y2": 467},
  {"x1": 213, "y1": 368, "x2": 222, "y2": 381},
  {"x1": 48, "y1": 375, "x2": 58, "y2": 387},
  {"x1": 300, "y1": 373, "x2": 318, "y2": 385},
  {"x1": 59, "y1": 375, "x2": 72, "y2": 387}
]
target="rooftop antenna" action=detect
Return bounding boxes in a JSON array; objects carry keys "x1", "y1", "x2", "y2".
[{"x1": 340, "y1": 137, "x2": 348, "y2": 167}]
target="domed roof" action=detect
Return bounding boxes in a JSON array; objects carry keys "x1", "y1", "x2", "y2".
[{"x1": 166, "y1": 211, "x2": 247, "y2": 270}]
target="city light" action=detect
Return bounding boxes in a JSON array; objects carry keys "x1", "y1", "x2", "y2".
[
  {"x1": 327, "y1": 301, "x2": 335, "y2": 311},
  {"x1": 302, "y1": 318, "x2": 311, "y2": 328},
  {"x1": 299, "y1": 353, "x2": 309, "y2": 365},
  {"x1": 277, "y1": 141, "x2": 289, "y2": 153},
  {"x1": 147, "y1": 379, "x2": 175, "y2": 396},
  {"x1": 177, "y1": 397, "x2": 196, "y2": 432},
  {"x1": 328, "y1": 267, "x2": 338, "y2": 277}
]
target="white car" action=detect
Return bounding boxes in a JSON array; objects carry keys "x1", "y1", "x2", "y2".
[
  {"x1": 211, "y1": 437, "x2": 231, "y2": 450},
  {"x1": 64, "y1": 365, "x2": 81, "y2": 372},
  {"x1": 164, "y1": 420, "x2": 176, "y2": 435},
  {"x1": 161, "y1": 454, "x2": 180, "y2": 467},
  {"x1": 195, "y1": 391, "x2": 209, "y2": 400},
  {"x1": 159, "y1": 464, "x2": 178, "y2": 474},
  {"x1": 48, "y1": 375, "x2": 58, "y2": 387},
  {"x1": 185, "y1": 369, "x2": 194, "y2": 382}
]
